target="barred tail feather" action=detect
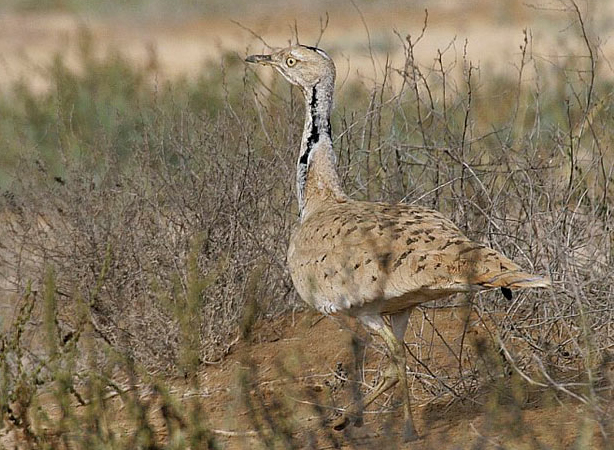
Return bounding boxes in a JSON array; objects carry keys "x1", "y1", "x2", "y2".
[{"x1": 479, "y1": 270, "x2": 551, "y2": 289}]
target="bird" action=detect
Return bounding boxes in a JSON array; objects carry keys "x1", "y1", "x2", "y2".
[{"x1": 245, "y1": 45, "x2": 550, "y2": 441}]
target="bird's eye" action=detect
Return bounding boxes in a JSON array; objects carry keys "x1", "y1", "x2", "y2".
[{"x1": 286, "y1": 57, "x2": 297, "y2": 67}]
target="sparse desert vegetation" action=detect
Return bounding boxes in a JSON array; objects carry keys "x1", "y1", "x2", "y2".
[{"x1": 1, "y1": 1, "x2": 613, "y2": 448}]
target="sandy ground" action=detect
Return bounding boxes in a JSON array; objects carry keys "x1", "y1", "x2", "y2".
[{"x1": 0, "y1": 310, "x2": 608, "y2": 449}]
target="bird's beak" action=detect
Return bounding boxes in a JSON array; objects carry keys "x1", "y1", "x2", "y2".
[{"x1": 245, "y1": 54, "x2": 273, "y2": 65}]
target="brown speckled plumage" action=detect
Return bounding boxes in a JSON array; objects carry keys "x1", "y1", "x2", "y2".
[
  {"x1": 246, "y1": 45, "x2": 550, "y2": 441},
  {"x1": 288, "y1": 200, "x2": 546, "y2": 317}
]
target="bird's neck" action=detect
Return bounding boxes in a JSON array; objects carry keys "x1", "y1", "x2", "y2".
[{"x1": 297, "y1": 78, "x2": 346, "y2": 220}]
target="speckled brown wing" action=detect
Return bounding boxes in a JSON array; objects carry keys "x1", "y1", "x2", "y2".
[{"x1": 287, "y1": 200, "x2": 550, "y2": 316}]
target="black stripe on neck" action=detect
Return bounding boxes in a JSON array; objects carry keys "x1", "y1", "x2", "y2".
[{"x1": 300, "y1": 84, "x2": 331, "y2": 166}]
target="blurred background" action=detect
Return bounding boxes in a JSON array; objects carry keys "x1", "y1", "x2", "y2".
[{"x1": 2, "y1": 0, "x2": 614, "y2": 92}]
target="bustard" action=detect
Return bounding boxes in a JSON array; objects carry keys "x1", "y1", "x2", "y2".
[{"x1": 246, "y1": 45, "x2": 550, "y2": 441}]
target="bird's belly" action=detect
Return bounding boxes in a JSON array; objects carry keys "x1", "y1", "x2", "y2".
[{"x1": 288, "y1": 254, "x2": 447, "y2": 315}]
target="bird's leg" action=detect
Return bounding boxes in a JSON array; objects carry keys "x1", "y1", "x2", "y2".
[
  {"x1": 332, "y1": 314, "x2": 400, "y2": 431},
  {"x1": 359, "y1": 362, "x2": 399, "y2": 411},
  {"x1": 332, "y1": 309, "x2": 419, "y2": 439},
  {"x1": 331, "y1": 362, "x2": 399, "y2": 430},
  {"x1": 377, "y1": 323, "x2": 419, "y2": 442},
  {"x1": 390, "y1": 308, "x2": 412, "y2": 343}
]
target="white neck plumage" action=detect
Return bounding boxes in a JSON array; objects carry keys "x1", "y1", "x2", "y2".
[{"x1": 296, "y1": 75, "x2": 340, "y2": 219}]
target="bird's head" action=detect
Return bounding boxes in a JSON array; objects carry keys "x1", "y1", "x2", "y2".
[{"x1": 245, "y1": 45, "x2": 335, "y2": 91}]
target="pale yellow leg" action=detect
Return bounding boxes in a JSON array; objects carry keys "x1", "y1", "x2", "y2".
[
  {"x1": 332, "y1": 363, "x2": 398, "y2": 430},
  {"x1": 377, "y1": 324, "x2": 419, "y2": 441},
  {"x1": 332, "y1": 310, "x2": 419, "y2": 441}
]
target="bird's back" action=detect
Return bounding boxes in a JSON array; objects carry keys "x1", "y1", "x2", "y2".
[{"x1": 287, "y1": 199, "x2": 549, "y2": 316}]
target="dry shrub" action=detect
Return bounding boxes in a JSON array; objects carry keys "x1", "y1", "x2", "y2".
[{"x1": 0, "y1": 29, "x2": 307, "y2": 375}]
